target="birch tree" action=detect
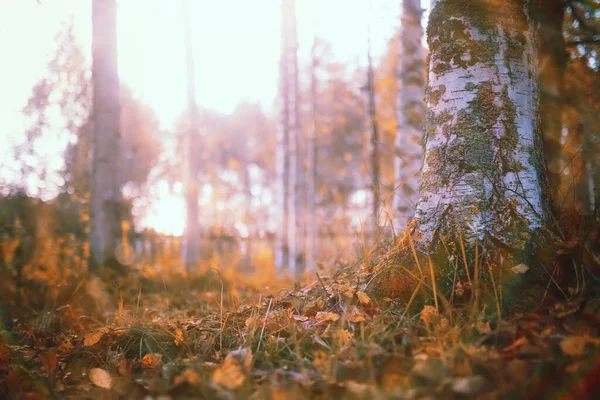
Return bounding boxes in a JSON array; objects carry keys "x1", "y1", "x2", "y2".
[
  {"x1": 393, "y1": 0, "x2": 424, "y2": 230},
  {"x1": 366, "y1": 30, "x2": 381, "y2": 233},
  {"x1": 305, "y1": 36, "x2": 318, "y2": 272},
  {"x1": 181, "y1": 0, "x2": 201, "y2": 268},
  {"x1": 276, "y1": 0, "x2": 302, "y2": 277},
  {"x1": 90, "y1": 0, "x2": 122, "y2": 268},
  {"x1": 377, "y1": 0, "x2": 553, "y2": 305}
]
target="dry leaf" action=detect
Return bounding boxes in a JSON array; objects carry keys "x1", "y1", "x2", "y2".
[
  {"x1": 142, "y1": 353, "x2": 163, "y2": 369},
  {"x1": 89, "y1": 368, "x2": 112, "y2": 389},
  {"x1": 84, "y1": 327, "x2": 110, "y2": 347},
  {"x1": 39, "y1": 351, "x2": 58, "y2": 377},
  {"x1": 452, "y1": 376, "x2": 486, "y2": 395},
  {"x1": 245, "y1": 315, "x2": 258, "y2": 329},
  {"x1": 511, "y1": 264, "x2": 529, "y2": 274},
  {"x1": 212, "y1": 357, "x2": 246, "y2": 389},
  {"x1": 292, "y1": 315, "x2": 308, "y2": 321},
  {"x1": 228, "y1": 348, "x2": 253, "y2": 373},
  {"x1": 347, "y1": 306, "x2": 367, "y2": 323},
  {"x1": 356, "y1": 291, "x2": 371, "y2": 305},
  {"x1": 420, "y1": 305, "x2": 439, "y2": 326},
  {"x1": 315, "y1": 311, "x2": 339, "y2": 322},
  {"x1": 476, "y1": 321, "x2": 492, "y2": 335},
  {"x1": 560, "y1": 335, "x2": 588, "y2": 357},
  {"x1": 174, "y1": 328, "x2": 185, "y2": 346},
  {"x1": 174, "y1": 369, "x2": 202, "y2": 387},
  {"x1": 118, "y1": 358, "x2": 132, "y2": 378}
]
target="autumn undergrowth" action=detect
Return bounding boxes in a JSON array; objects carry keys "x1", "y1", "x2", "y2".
[{"x1": 1, "y1": 211, "x2": 600, "y2": 399}]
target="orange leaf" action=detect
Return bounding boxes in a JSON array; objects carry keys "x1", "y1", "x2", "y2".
[
  {"x1": 89, "y1": 368, "x2": 112, "y2": 389},
  {"x1": 142, "y1": 353, "x2": 162, "y2": 369},
  {"x1": 39, "y1": 351, "x2": 57, "y2": 377}
]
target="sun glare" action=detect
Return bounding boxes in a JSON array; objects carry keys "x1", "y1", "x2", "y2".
[{"x1": 139, "y1": 180, "x2": 185, "y2": 237}]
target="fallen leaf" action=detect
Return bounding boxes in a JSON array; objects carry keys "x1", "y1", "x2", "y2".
[
  {"x1": 452, "y1": 376, "x2": 486, "y2": 395},
  {"x1": 560, "y1": 335, "x2": 588, "y2": 357},
  {"x1": 142, "y1": 353, "x2": 163, "y2": 369},
  {"x1": 502, "y1": 336, "x2": 529, "y2": 353},
  {"x1": 174, "y1": 369, "x2": 202, "y2": 387},
  {"x1": 476, "y1": 321, "x2": 492, "y2": 335},
  {"x1": 84, "y1": 327, "x2": 110, "y2": 347},
  {"x1": 347, "y1": 306, "x2": 367, "y2": 323},
  {"x1": 174, "y1": 328, "x2": 184, "y2": 346},
  {"x1": 420, "y1": 305, "x2": 439, "y2": 326},
  {"x1": 212, "y1": 356, "x2": 245, "y2": 389},
  {"x1": 39, "y1": 351, "x2": 57, "y2": 377},
  {"x1": 228, "y1": 348, "x2": 253, "y2": 373},
  {"x1": 512, "y1": 264, "x2": 529, "y2": 274},
  {"x1": 89, "y1": 368, "x2": 112, "y2": 389},
  {"x1": 356, "y1": 291, "x2": 371, "y2": 305},
  {"x1": 315, "y1": 311, "x2": 339, "y2": 322},
  {"x1": 118, "y1": 358, "x2": 132, "y2": 378}
]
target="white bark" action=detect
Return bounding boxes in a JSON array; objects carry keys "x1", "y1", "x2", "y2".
[
  {"x1": 90, "y1": 0, "x2": 122, "y2": 267},
  {"x1": 415, "y1": 0, "x2": 550, "y2": 248},
  {"x1": 306, "y1": 36, "x2": 318, "y2": 272},
  {"x1": 277, "y1": 0, "x2": 302, "y2": 277},
  {"x1": 275, "y1": 95, "x2": 288, "y2": 271},
  {"x1": 367, "y1": 31, "x2": 381, "y2": 232},
  {"x1": 181, "y1": 0, "x2": 200, "y2": 268},
  {"x1": 393, "y1": 0, "x2": 425, "y2": 230}
]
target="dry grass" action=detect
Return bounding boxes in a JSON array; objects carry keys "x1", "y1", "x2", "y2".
[{"x1": 0, "y1": 218, "x2": 600, "y2": 399}]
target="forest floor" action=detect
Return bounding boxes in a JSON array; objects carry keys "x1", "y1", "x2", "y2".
[{"x1": 1, "y1": 250, "x2": 600, "y2": 400}]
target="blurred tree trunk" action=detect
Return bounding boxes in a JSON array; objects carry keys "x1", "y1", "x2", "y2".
[
  {"x1": 277, "y1": 0, "x2": 302, "y2": 278},
  {"x1": 414, "y1": 0, "x2": 550, "y2": 284},
  {"x1": 536, "y1": 0, "x2": 567, "y2": 212},
  {"x1": 181, "y1": 0, "x2": 201, "y2": 269},
  {"x1": 306, "y1": 36, "x2": 318, "y2": 271},
  {"x1": 367, "y1": 31, "x2": 380, "y2": 234},
  {"x1": 393, "y1": 0, "x2": 424, "y2": 230},
  {"x1": 90, "y1": 0, "x2": 122, "y2": 269}
]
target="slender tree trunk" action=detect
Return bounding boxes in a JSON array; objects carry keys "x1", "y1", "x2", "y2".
[
  {"x1": 90, "y1": 0, "x2": 122, "y2": 269},
  {"x1": 414, "y1": 0, "x2": 550, "y2": 270},
  {"x1": 393, "y1": 0, "x2": 424, "y2": 230},
  {"x1": 278, "y1": 0, "x2": 302, "y2": 278},
  {"x1": 367, "y1": 30, "x2": 380, "y2": 233},
  {"x1": 536, "y1": 0, "x2": 567, "y2": 212},
  {"x1": 275, "y1": 100, "x2": 289, "y2": 272},
  {"x1": 306, "y1": 36, "x2": 318, "y2": 271},
  {"x1": 181, "y1": 0, "x2": 200, "y2": 268}
]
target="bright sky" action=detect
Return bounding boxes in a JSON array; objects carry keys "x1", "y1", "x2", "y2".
[
  {"x1": 0, "y1": 0, "x2": 429, "y2": 233},
  {"x1": 0, "y1": 0, "x2": 408, "y2": 130}
]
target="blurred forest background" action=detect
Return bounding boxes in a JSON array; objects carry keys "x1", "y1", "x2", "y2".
[{"x1": 1, "y1": 0, "x2": 416, "y2": 281}]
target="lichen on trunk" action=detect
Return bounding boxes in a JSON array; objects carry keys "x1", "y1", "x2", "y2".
[{"x1": 373, "y1": 0, "x2": 552, "y2": 310}]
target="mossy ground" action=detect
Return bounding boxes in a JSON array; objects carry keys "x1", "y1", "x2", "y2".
[{"x1": 1, "y1": 210, "x2": 599, "y2": 399}]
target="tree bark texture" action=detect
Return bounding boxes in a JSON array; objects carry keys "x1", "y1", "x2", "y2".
[
  {"x1": 393, "y1": 0, "x2": 425, "y2": 230},
  {"x1": 415, "y1": 0, "x2": 550, "y2": 252},
  {"x1": 90, "y1": 0, "x2": 122, "y2": 268},
  {"x1": 181, "y1": 0, "x2": 201, "y2": 268}
]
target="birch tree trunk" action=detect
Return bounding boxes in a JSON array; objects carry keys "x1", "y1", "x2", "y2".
[
  {"x1": 277, "y1": 0, "x2": 303, "y2": 278},
  {"x1": 393, "y1": 0, "x2": 424, "y2": 230},
  {"x1": 181, "y1": 0, "x2": 200, "y2": 268},
  {"x1": 412, "y1": 0, "x2": 550, "y2": 281},
  {"x1": 367, "y1": 32, "x2": 381, "y2": 233},
  {"x1": 306, "y1": 36, "x2": 318, "y2": 272},
  {"x1": 275, "y1": 94, "x2": 289, "y2": 272},
  {"x1": 90, "y1": 0, "x2": 122, "y2": 269}
]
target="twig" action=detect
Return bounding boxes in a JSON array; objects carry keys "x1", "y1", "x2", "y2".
[{"x1": 257, "y1": 298, "x2": 273, "y2": 352}]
